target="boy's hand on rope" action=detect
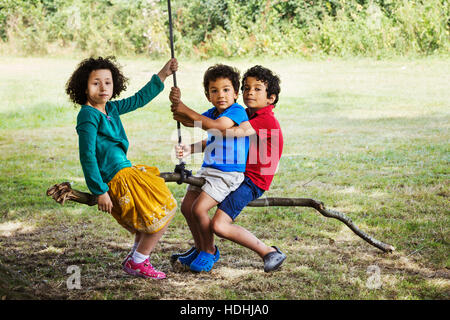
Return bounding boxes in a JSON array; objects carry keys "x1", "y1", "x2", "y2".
[
  {"x1": 170, "y1": 99, "x2": 190, "y2": 118},
  {"x1": 170, "y1": 87, "x2": 195, "y2": 126},
  {"x1": 175, "y1": 143, "x2": 191, "y2": 159},
  {"x1": 170, "y1": 99, "x2": 189, "y2": 116},
  {"x1": 157, "y1": 58, "x2": 178, "y2": 83},
  {"x1": 169, "y1": 86, "x2": 181, "y2": 104},
  {"x1": 172, "y1": 111, "x2": 195, "y2": 127},
  {"x1": 97, "y1": 192, "x2": 113, "y2": 214}
]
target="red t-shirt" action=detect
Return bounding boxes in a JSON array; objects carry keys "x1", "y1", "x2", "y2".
[{"x1": 245, "y1": 105, "x2": 283, "y2": 191}]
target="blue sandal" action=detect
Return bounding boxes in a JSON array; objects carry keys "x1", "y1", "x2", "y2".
[
  {"x1": 213, "y1": 245, "x2": 220, "y2": 262},
  {"x1": 178, "y1": 247, "x2": 200, "y2": 266},
  {"x1": 189, "y1": 246, "x2": 220, "y2": 272},
  {"x1": 170, "y1": 246, "x2": 197, "y2": 264},
  {"x1": 190, "y1": 251, "x2": 216, "y2": 272}
]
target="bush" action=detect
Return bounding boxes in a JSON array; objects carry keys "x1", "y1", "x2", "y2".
[
  {"x1": 0, "y1": 0, "x2": 167, "y2": 56},
  {"x1": 0, "y1": 0, "x2": 448, "y2": 58}
]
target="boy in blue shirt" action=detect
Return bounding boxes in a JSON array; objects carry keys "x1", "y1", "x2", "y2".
[{"x1": 169, "y1": 64, "x2": 249, "y2": 272}]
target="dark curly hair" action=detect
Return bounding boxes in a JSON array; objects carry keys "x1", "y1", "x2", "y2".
[
  {"x1": 65, "y1": 56, "x2": 128, "y2": 105},
  {"x1": 203, "y1": 64, "x2": 240, "y2": 98},
  {"x1": 241, "y1": 65, "x2": 281, "y2": 106}
]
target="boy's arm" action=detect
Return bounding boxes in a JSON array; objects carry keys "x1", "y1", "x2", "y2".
[
  {"x1": 221, "y1": 120, "x2": 256, "y2": 137},
  {"x1": 172, "y1": 101, "x2": 235, "y2": 131},
  {"x1": 169, "y1": 87, "x2": 235, "y2": 130},
  {"x1": 172, "y1": 106, "x2": 195, "y2": 127},
  {"x1": 190, "y1": 139, "x2": 207, "y2": 153},
  {"x1": 176, "y1": 139, "x2": 206, "y2": 159}
]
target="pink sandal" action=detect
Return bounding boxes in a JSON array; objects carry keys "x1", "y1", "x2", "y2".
[
  {"x1": 123, "y1": 258, "x2": 166, "y2": 279},
  {"x1": 121, "y1": 253, "x2": 132, "y2": 267}
]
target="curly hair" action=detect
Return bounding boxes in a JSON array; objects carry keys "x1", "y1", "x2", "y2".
[
  {"x1": 65, "y1": 56, "x2": 128, "y2": 105},
  {"x1": 241, "y1": 65, "x2": 281, "y2": 106},
  {"x1": 203, "y1": 64, "x2": 240, "y2": 98}
]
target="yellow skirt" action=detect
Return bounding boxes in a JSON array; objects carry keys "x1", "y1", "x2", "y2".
[{"x1": 107, "y1": 165, "x2": 177, "y2": 234}]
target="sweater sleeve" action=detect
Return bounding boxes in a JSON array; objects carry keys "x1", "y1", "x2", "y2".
[
  {"x1": 112, "y1": 74, "x2": 164, "y2": 115},
  {"x1": 76, "y1": 109, "x2": 109, "y2": 195}
]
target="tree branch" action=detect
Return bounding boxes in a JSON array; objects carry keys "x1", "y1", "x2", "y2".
[{"x1": 46, "y1": 172, "x2": 395, "y2": 253}]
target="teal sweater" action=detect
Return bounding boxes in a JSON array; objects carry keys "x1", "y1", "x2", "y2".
[{"x1": 76, "y1": 74, "x2": 164, "y2": 195}]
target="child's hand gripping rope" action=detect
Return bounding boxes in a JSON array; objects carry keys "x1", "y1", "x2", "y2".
[
  {"x1": 157, "y1": 58, "x2": 178, "y2": 82},
  {"x1": 170, "y1": 87, "x2": 195, "y2": 127},
  {"x1": 175, "y1": 143, "x2": 191, "y2": 159}
]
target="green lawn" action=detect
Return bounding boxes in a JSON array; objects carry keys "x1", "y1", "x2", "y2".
[{"x1": 0, "y1": 56, "x2": 449, "y2": 300}]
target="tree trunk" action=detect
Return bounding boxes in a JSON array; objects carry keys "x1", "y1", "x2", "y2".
[{"x1": 46, "y1": 172, "x2": 395, "y2": 253}]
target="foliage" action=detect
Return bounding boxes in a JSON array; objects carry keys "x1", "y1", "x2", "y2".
[
  {"x1": 0, "y1": 0, "x2": 449, "y2": 57},
  {"x1": 0, "y1": 0, "x2": 168, "y2": 56}
]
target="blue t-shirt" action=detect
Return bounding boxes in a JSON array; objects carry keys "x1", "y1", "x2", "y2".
[{"x1": 201, "y1": 103, "x2": 249, "y2": 172}]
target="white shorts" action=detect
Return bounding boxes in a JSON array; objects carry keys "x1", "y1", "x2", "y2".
[{"x1": 187, "y1": 167, "x2": 244, "y2": 203}]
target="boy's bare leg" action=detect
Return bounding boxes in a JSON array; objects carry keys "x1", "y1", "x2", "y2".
[
  {"x1": 192, "y1": 191, "x2": 219, "y2": 254},
  {"x1": 211, "y1": 209, "x2": 276, "y2": 258},
  {"x1": 136, "y1": 223, "x2": 170, "y2": 256},
  {"x1": 180, "y1": 190, "x2": 202, "y2": 250}
]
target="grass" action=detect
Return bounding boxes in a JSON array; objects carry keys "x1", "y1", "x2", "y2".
[{"x1": 0, "y1": 56, "x2": 449, "y2": 300}]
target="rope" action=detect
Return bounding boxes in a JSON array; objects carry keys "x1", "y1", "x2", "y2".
[{"x1": 167, "y1": 0, "x2": 191, "y2": 184}]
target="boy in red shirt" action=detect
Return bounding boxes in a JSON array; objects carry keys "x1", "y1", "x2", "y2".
[{"x1": 172, "y1": 65, "x2": 285, "y2": 272}]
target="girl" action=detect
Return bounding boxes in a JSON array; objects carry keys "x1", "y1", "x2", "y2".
[{"x1": 66, "y1": 56, "x2": 178, "y2": 279}]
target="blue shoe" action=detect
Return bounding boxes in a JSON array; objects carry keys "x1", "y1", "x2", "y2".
[
  {"x1": 213, "y1": 245, "x2": 220, "y2": 262},
  {"x1": 178, "y1": 248, "x2": 199, "y2": 266},
  {"x1": 170, "y1": 246, "x2": 196, "y2": 264},
  {"x1": 190, "y1": 251, "x2": 216, "y2": 272}
]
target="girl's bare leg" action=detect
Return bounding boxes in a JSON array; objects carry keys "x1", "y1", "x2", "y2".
[
  {"x1": 134, "y1": 232, "x2": 142, "y2": 246},
  {"x1": 136, "y1": 223, "x2": 170, "y2": 256}
]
